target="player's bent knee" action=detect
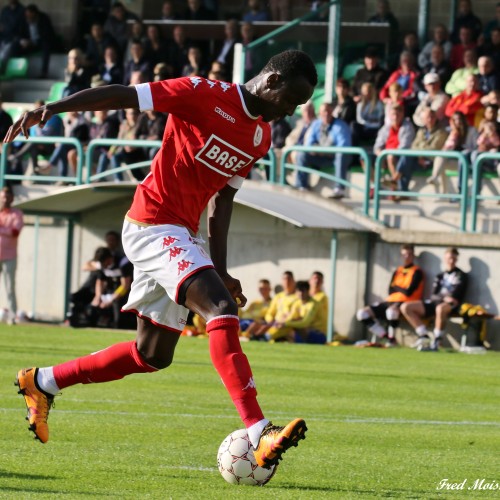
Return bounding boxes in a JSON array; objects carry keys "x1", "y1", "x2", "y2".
[
  {"x1": 386, "y1": 306, "x2": 400, "y2": 321},
  {"x1": 356, "y1": 308, "x2": 370, "y2": 321},
  {"x1": 136, "y1": 343, "x2": 174, "y2": 370}
]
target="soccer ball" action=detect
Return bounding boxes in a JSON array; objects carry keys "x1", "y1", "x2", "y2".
[{"x1": 217, "y1": 429, "x2": 277, "y2": 486}]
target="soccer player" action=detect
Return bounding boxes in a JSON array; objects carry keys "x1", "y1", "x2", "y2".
[{"x1": 4, "y1": 50, "x2": 316, "y2": 469}]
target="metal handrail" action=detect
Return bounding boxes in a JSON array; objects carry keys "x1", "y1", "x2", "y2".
[
  {"x1": 85, "y1": 139, "x2": 162, "y2": 183},
  {"x1": 470, "y1": 152, "x2": 500, "y2": 232},
  {"x1": 255, "y1": 149, "x2": 277, "y2": 183},
  {"x1": 0, "y1": 136, "x2": 84, "y2": 187},
  {"x1": 280, "y1": 145, "x2": 372, "y2": 216},
  {"x1": 372, "y1": 149, "x2": 469, "y2": 232}
]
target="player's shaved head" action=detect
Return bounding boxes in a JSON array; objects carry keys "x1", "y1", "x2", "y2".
[{"x1": 261, "y1": 50, "x2": 318, "y2": 88}]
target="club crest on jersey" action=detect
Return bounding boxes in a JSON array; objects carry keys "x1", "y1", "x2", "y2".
[
  {"x1": 195, "y1": 134, "x2": 254, "y2": 177},
  {"x1": 253, "y1": 124, "x2": 263, "y2": 147}
]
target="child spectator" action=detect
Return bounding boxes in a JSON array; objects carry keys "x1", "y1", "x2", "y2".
[{"x1": 383, "y1": 82, "x2": 404, "y2": 126}]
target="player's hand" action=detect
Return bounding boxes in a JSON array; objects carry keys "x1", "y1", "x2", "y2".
[
  {"x1": 3, "y1": 106, "x2": 53, "y2": 143},
  {"x1": 222, "y1": 274, "x2": 247, "y2": 308}
]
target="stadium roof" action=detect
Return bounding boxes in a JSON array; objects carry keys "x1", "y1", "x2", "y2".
[{"x1": 14, "y1": 181, "x2": 372, "y2": 232}]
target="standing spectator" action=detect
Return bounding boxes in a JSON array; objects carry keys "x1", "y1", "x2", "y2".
[
  {"x1": 242, "y1": 0, "x2": 269, "y2": 22},
  {"x1": 419, "y1": 44, "x2": 452, "y2": 89},
  {"x1": 0, "y1": 0, "x2": 26, "y2": 74},
  {"x1": 445, "y1": 73, "x2": 483, "y2": 126},
  {"x1": 103, "y1": 1, "x2": 139, "y2": 56},
  {"x1": 123, "y1": 41, "x2": 152, "y2": 86},
  {"x1": 182, "y1": 45, "x2": 207, "y2": 77},
  {"x1": 483, "y1": 3, "x2": 500, "y2": 43},
  {"x1": 84, "y1": 23, "x2": 117, "y2": 75},
  {"x1": 450, "y1": 26, "x2": 476, "y2": 70},
  {"x1": 367, "y1": 0, "x2": 399, "y2": 53},
  {"x1": 332, "y1": 78, "x2": 356, "y2": 125},
  {"x1": 17, "y1": 4, "x2": 55, "y2": 79},
  {"x1": 451, "y1": 0, "x2": 482, "y2": 44},
  {"x1": 98, "y1": 45, "x2": 123, "y2": 86},
  {"x1": 373, "y1": 104, "x2": 415, "y2": 198},
  {"x1": 284, "y1": 100, "x2": 316, "y2": 165},
  {"x1": 0, "y1": 186, "x2": 23, "y2": 324},
  {"x1": 445, "y1": 48, "x2": 478, "y2": 97},
  {"x1": 63, "y1": 49, "x2": 92, "y2": 98},
  {"x1": 309, "y1": 270, "x2": 328, "y2": 336},
  {"x1": 418, "y1": 24, "x2": 453, "y2": 69},
  {"x1": 144, "y1": 25, "x2": 169, "y2": 67},
  {"x1": 413, "y1": 73, "x2": 449, "y2": 128},
  {"x1": 268, "y1": 0, "x2": 291, "y2": 21},
  {"x1": 214, "y1": 19, "x2": 240, "y2": 79},
  {"x1": 352, "y1": 81, "x2": 384, "y2": 145},
  {"x1": 401, "y1": 247, "x2": 467, "y2": 351},
  {"x1": 295, "y1": 102, "x2": 352, "y2": 198},
  {"x1": 356, "y1": 244, "x2": 423, "y2": 344},
  {"x1": 477, "y1": 56, "x2": 499, "y2": 96},
  {"x1": 352, "y1": 47, "x2": 388, "y2": 100}
]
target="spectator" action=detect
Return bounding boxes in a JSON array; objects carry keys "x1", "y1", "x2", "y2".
[
  {"x1": 0, "y1": 0, "x2": 26, "y2": 74},
  {"x1": 144, "y1": 24, "x2": 169, "y2": 67},
  {"x1": 135, "y1": 109, "x2": 167, "y2": 160},
  {"x1": 332, "y1": 78, "x2": 356, "y2": 125},
  {"x1": 182, "y1": 45, "x2": 208, "y2": 77},
  {"x1": 98, "y1": 45, "x2": 123, "y2": 86},
  {"x1": 123, "y1": 41, "x2": 152, "y2": 86},
  {"x1": 373, "y1": 103, "x2": 415, "y2": 197},
  {"x1": 84, "y1": 23, "x2": 117, "y2": 75},
  {"x1": 399, "y1": 31, "x2": 420, "y2": 67},
  {"x1": 478, "y1": 104, "x2": 499, "y2": 133},
  {"x1": 480, "y1": 89, "x2": 500, "y2": 108},
  {"x1": 418, "y1": 44, "x2": 452, "y2": 90},
  {"x1": 295, "y1": 101, "x2": 352, "y2": 199},
  {"x1": 240, "y1": 21, "x2": 259, "y2": 79},
  {"x1": 418, "y1": 24, "x2": 453, "y2": 69},
  {"x1": 17, "y1": 4, "x2": 55, "y2": 78},
  {"x1": 271, "y1": 118, "x2": 291, "y2": 149},
  {"x1": 352, "y1": 81, "x2": 384, "y2": 145},
  {"x1": 160, "y1": 0, "x2": 179, "y2": 21},
  {"x1": 90, "y1": 110, "x2": 120, "y2": 181},
  {"x1": 239, "y1": 278, "x2": 273, "y2": 337},
  {"x1": 367, "y1": 0, "x2": 399, "y2": 53},
  {"x1": 445, "y1": 73, "x2": 483, "y2": 126},
  {"x1": 445, "y1": 48, "x2": 478, "y2": 97},
  {"x1": 401, "y1": 247, "x2": 467, "y2": 351},
  {"x1": 103, "y1": 1, "x2": 139, "y2": 56},
  {"x1": 279, "y1": 280, "x2": 326, "y2": 344},
  {"x1": 451, "y1": 0, "x2": 482, "y2": 44},
  {"x1": 268, "y1": 0, "x2": 291, "y2": 21},
  {"x1": 450, "y1": 26, "x2": 476, "y2": 70},
  {"x1": 63, "y1": 48, "x2": 92, "y2": 97},
  {"x1": 109, "y1": 108, "x2": 147, "y2": 182},
  {"x1": 153, "y1": 62, "x2": 172, "y2": 81},
  {"x1": 480, "y1": 27, "x2": 500, "y2": 70},
  {"x1": 309, "y1": 270, "x2": 328, "y2": 335},
  {"x1": 477, "y1": 56, "x2": 499, "y2": 96},
  {"x1": 183, "y1": 0, "x2": 215, "y2": 20},
  {"x1": 82, "y1": 230, "x2": 124, "y2": 270},
  {"x1": 427, "y1": 111, "x2": 477, "y2": 193},
  {"x1": 352, "y1": 46, "x2": 389, "y2": 100},
  {"x1": 356, "y1": 244, "x2": 423, "y2": 344},
  {"x1": 413, "y1": 73, "x2": 449, "y2": 128},
  {"x1": 242, "y1": 0, "x2": 269, "y2": 22},
  {"x1": 284, "y1": 100, "x2": 316, "y2": 165},
  {"x1": 392, "y1": 107, "x2": 447, "y2": 199},
  {"x1": 0, "y1": 186, "x2": 23, "y2": 324},
  {"x1": 379, "y1": 51, "x2": 419, "y2": 113},
  {"x1": 383, "y1": 82, "x2": 404, "y2": 126},
  {"x1": 214, "y1": 19, "x2": 239, "y2": 79},
  {"x1": 123, "y1": 21, "x2": 147, "y2": 66},
  {"x1": 168, "y1": 25, "x2": 190, "y2": 77}
]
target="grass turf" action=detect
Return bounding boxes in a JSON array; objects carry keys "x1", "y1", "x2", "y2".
[{"x1": 0, "y1": 324, "x2": 499, "y2": 499}]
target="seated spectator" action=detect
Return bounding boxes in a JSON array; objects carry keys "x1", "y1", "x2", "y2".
[
  {"x1": 480, "y1": 89, "x2": 500, "y2": 108},
  {"x1": 332, "y1": 78, "x2": 356, "y2": 125},
  {"x1": 63, "y1": 48, "x2": 92, "y2": 97},
  {"x1": 168, "y1": 25, "x2": 190, "y2": 77},
  {"x1": 278, "y1": 281, "x2": 326, "y2": 344},
  {"x1": 239, "y1": 278, "x2": 273, "y2": 337},
  {"x1": 91, "y1": 110, "x2": 120, "y2": 181},
  {"x1": 480, "y1": 27, "x2": 500, "y2": 70},
  {"x1": 182, "y1": 0, "x2": 215, "y2": 20},
  {"x1": 450, "y1": 26, "x2": 476, "y2": 70},
  {"x1": 445, "y1": 48, "x2": 478, "y2": 96},
  {"x1": 418, "y1": 24, "x2": 453, "y2": 69},
  {"x1": 379, "y1": 51, "x2": 419, "y2": 113},
  {"x1": 160, "y1": 0, "x2": 179, "y2": 20},
  {"x1": 383, "y1": 82, "x2": 404, "y2": 126},
  {"x1": 356, "y1": 244, "x2": 423, "y2": 344},
  {"x1": 427, "y1": 111, "x2": 477, "y2": 193},
  {"x1": 144, "y1": 24, "x2": 169, "y2": 67},
  {"x1": 401, "y1": 247, "x2": 467, "y2": 350},
  {"x1": 108, "y1": 108, "x2": 147, "y2": 181},
  {"x1": 367, "y1": 0, "x2": 399, "y2": 53},
  {"x1": 451, "y1": 0, "x2": 482, "y2": 44},
  {"x1": 98, "y1": 45, "x2": 123, "y2": 86},
  {"x1": 477, "y1": 56, "x2": 499, "y2": 96},
  {"x1": 84, "y1": 23, "x2": 117, "y2": 75},
  {"x1": 418, "y1": 44, "x2": 452, "y2": 90},
  {"x1": 352, "y1": 46, "x2": 389, "y2": 100},
  {"x1": 284, "y1": 100, "x2": 316, "y2": 165},
  {"x1": 0, "y1": 0, "x2": 25, "y2": 74},
  {"x1": 124, "y1": 21, "x2": 147, "y2": 66},
  {"x1": 295, "y1": 102, "x2": 352, "y2": 199},
  {"x1": 104, "y1": 1, "x2": 139, "y2": 56},
  {"x1": 352, "y1": 82, "x2": 384, "y2": 145},
  {"x1": 477, "y1": 104, "x2": 499, "y2": 133},
  {"x1": 242, "y1": 0, "x2": 269, "y2": 22},
  {"x1": 445, "y1": 73, "x2": 483, "y2": 126},
  {"x1": 309, "y1": 270, "x2": 328, "y2": 335},
  {"x1": 214, "y1": 19, "x2": 239, "y2": 79},
  {"x1": 135, "y1": 109, "x2": 167, "y2": 160},
  {"x1": 483, "y1": 2, "x2": 500, "y2": 42},
  {"x1": 398, "y1": 31, "x2": 420, "y2": 68},
  {"x1": 182, "y1": 45, "x2": 208, "y2": 77},
  {"x1": 153, "y1": 62, "x2": 173, "y2": 81},
  {"x1": 413, "y1": 73, "x2": 449, "y2": 128},
  {"x1": 240, "y1": 21, "x2": 260, "y2": 79},
  {"x1": 16, "y1": 4, "x2": 54, "y2": 79},
  {"x1": 123, "y1": 40, "x2": 152, "y2": 85},
  {"x1": 373, "y1": 103, "x2": 415, "y2": 197}
]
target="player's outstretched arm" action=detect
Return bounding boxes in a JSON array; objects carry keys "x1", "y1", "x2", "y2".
[{"x1": 3, "y1": 85, "x2": 139, "y2": 143}]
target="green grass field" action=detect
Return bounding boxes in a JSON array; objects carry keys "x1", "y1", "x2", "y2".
[{"x1": 0, "y1": 324, "x2": 499, "y2": 499}]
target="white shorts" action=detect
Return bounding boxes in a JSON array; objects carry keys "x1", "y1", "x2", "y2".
[{"x1": 121, "y1": 219, "x2": 214, "y2": 332}]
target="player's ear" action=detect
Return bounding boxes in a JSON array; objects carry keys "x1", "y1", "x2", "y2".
[{"x1": 266, "y1": 73, "x2": 282, "y2": 90}]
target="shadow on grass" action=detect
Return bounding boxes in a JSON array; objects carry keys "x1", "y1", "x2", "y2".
[
  {"x1": 0, "y1": 470, "x2": 57, "y2": 480},
  {"x1": 0, "y1": 486, "x2": 120, "y2": 497}
]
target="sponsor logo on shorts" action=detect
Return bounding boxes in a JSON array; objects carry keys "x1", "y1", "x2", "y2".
[
  {"x1": 195, "y1": 134, "x2": 254, "y2": 177},
  {"x1": 214, "y1": 106, "x2": 235, "y2": 123},
  {"x1": 178, "y1": 259, "x2": 194, "y2": 275},
  {"x1": 162, "y1": 236, "x2": 180, "y2": 248},
  {"x1": 168, "y1": 246, "x2": 185, "y2": 261},
  {"x1": 178, "y1": 318, "x2": 187, "y2": 325}
]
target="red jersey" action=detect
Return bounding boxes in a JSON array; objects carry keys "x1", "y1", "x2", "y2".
[{"x1": 127, "y1": 77, "x2": 272, "y2": 233}]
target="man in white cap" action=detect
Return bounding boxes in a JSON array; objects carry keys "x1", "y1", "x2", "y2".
[{"x1": 413, "y1": 72, "x2": 450, "y2": 127}]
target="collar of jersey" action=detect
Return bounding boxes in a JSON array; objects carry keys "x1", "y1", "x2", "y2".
[{"x1": 237, "y1": 85, "x2": 259, "y2": 120}]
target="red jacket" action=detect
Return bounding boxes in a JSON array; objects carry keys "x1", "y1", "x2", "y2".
[
  {"x1": 445, "y1": 90, "x2": 483, "y2": 126},
  {"x1": 379, "y1": 69, "x2": 418, "y2": 101}
]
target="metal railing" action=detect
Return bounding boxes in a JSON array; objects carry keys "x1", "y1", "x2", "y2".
[
  {"x1": 372, "y1": 149, "x2": 469, "y2": 232},
  {"x1": 279, "y1": 145, "x2": 372, "y2": 216},
  {"x1": 0, "y1": 136, "x2": 84, "y2": 186},
  {"x1": 470, "y1": 152, "x2": 500, "y2": 232}
]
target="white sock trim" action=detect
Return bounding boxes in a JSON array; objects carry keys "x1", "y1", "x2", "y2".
[
  {"x1": 416, "y1": 325, "x2": 428, "y2": 336},
  {"x1": 247, "y1": 418, "x2": 269, "y2": 449},
  {"x1": 206, "y1": 315, "x2": 240, "y2": 328},
  {"x1": 36, "y1": 367, "x2": 60, "y2": 396}
]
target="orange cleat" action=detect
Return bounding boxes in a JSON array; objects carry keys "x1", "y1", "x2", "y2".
[
  {"x1": 15, "y1": 368, "x2": 54, "y2": 443},
  {"x1": 253, "y1": 418, "x2": 307, "y2": 469}
]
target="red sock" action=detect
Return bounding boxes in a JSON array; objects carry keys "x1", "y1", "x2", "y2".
[
  {"x1": 206, "y1": 315, "x2": 265, "y2": 427},
  {"x1": 53, "y1": 340, "x2": 157, "y2": 390}
]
